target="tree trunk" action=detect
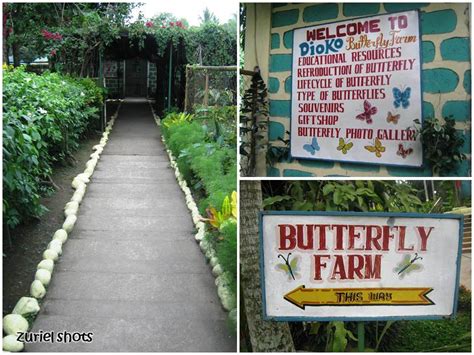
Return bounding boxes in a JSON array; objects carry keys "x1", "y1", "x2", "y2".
[
  {"x1": 12, "y1": 41, "x2": 20, "y2": 67},
  {"x1": 240, "y1": 181, "x2": 295, "y2": 352}
]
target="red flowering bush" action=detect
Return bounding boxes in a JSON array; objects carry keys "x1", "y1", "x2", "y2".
[
  {"x1": 145, "y1": 21, "x2": 154, "y2": 28},
  {"x1": 41, "y1": 29, "x2": 62, "y2": 41}
]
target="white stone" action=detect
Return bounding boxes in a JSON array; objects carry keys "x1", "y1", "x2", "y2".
[
  {"x1": 3, "y1": 314, "x2": 28, "y2": 336},
  {"x1": 212, "y1": 264, "x2": 223, "y2": 277},
  {"x1": 53, "y1": 229, "x2": 68, "y2": 243},
  {"x1": 30, "y1": 280, "x2": 46, "y2": 299},
  {"x1": 71, "y1": 178, "x2": 86, "y2": 190},
  {"x1": 3, "y1": 335, "x2": 24, "y2": 352},
  {"x1": 210, "y1": 257, "x2": 219, "y2": 268},
  {"x1": 218, "y1": 285, "x2": 236, "y2": 311},
  {"x1": 62, "y1": 215, "x2": 77, "y2": 233},
  {"x1": 12, "y1": 297, "x2": 40, "y2": 316},
  {"x1": 43, "y1": 249, "x2": 58, "y2": 261},
  {"x1": 35, "y1": 269, "x2": 51, "y2": 286},
  {"x1": 37, "y1": 259, "x2": 54, "y2": 273},
  {"x1": 48, "y1": 240, "x2": 62, "y2": 255},
  {"x1": 64, "y1": 207, "x2": 77, "y2": 218}
]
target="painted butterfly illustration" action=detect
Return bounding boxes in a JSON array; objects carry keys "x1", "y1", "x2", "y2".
[
  {"x1": 303, "y1": 137, "x2": 320, "y2": 155},
  {"x1": 276, "y1": 253, "x2": 300, "y2": 281},
  {"x1": 393, "y1": 87, "x2": 411, "y2": 109},
  {"x1": 337, "y1": 138, "x2": 353, "y2": 155},
  {"x1": 387, "y1": 111, "x2": 400, "y2": 124},
  {"x1": 356, "y1": 100, "x2": 377, "y2": 124},
  {"x1": 364, "y1": 138, "x2": 386, "y2": 158},
  {"x1": 393, "y1": 253, "x2": 423, "y2": 279},
  {"x1": 397, "y1": 144, "x2": 413, "y2": 159}
]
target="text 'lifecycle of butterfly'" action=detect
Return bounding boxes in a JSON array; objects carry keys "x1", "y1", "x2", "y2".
[
  {"x1": 290, "y1": 10, "x2": 423, "y2": 168},
  {"x1": 261, "y1": 213, "x2": 462, "y2": 319}
]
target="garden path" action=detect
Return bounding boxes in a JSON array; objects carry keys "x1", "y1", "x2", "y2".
[{"x1": 27, "y1": 99, "x2": 236, "y2": 352}]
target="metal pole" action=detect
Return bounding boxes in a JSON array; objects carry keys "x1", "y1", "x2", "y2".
[
  {"x1": 167, "y1": 43, "x2": 172, "y2": 110},
  {"x1": 357, "y1": 322, "x2": 365, "y2": 352}
]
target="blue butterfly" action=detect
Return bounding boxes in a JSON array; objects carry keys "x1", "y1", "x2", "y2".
[
  {"x1": 303, "y1": 137, "x2": 320, "y2": 155},
  {"x1": 393, "y1": 87, "x2": 411, "y2": 109}
]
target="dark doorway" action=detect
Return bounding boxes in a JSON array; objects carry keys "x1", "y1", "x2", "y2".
[{"x1": 125, "y1": 58, "x2": 147, "y2": 97}]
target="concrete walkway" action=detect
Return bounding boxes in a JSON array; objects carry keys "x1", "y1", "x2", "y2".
[{"x1": 27, "y1": 100, "x2": 236, "y2": 352}]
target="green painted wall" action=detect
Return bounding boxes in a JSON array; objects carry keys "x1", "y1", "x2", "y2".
[{"x1": 264, "y1": 2, "x2": 471, "y2": 177}]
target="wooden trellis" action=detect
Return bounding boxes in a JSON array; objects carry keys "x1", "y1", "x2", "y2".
[{"x1": 184, "y1": 65, "x2": 237, "y2": 112}]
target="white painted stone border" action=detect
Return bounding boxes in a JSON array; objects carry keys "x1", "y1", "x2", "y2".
[
  {"x1": 149, "y1": 102, "x2": 237, "y2": 329},
  {"x1": 3, "y1": 102, "x2": 123, "y2": 352}
]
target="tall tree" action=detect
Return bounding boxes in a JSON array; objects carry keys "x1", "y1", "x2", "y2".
[
  {"x1": 240, "y1": 180, "x2": 295, "y2": 352},
  {"x1": 199, "y1": 7, "x2": 219, "y2": 25}
]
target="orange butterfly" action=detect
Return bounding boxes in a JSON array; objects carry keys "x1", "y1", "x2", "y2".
[
  {"x1": 397, "y1": 144, "x2": 413, "y2": 159},
  {"x1": 387, "y1": 111, "x2": 400, "y2": 124}
]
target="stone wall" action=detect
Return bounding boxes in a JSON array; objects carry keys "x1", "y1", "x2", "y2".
[
  {"x1": 264, "y1": 3, "x2": 471, "y2": 177},
  {"x1": 104, "y1": 60, "x2": 124, "y2": 98},
  {"x1": 148, "y1": 62, "x2": 157, "y2": 98}
]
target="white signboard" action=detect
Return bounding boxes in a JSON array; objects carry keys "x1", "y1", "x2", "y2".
[
  {"x1": 260, "y1": 211, "x2": 463, "y2": 321},
  {"x1": 290, "y1": 10, "x2": 423, "y2": 167}
]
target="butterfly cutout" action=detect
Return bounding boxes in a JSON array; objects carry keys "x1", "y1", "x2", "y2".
[
  {"x1": 393, "y1": 87, "x2": 411, "y2": 109},
  {"x1": 276, "y1": 253, "x2": 300, "y2": 281},
  {"x1": 303, "y1": 137, "x2": 320, "y2": 155},
  {"x1": 387, "y1": 111, "x2": 400, "y2": 124},
  {"x1": 337, "y1": 138, "x2": 353, "y2": 154},
  {"x1": 365, "y1": 138, "x2": 386, "y2": 158},
  {"x1": 397, "y1": 144, "x2": 413, "y2": 159},
  {"x1": 356, "y1": 100, "x2": 377, "y2": 124},
  {"x1": 393, "y1": 253, "x2": 423, "y2": 279}
]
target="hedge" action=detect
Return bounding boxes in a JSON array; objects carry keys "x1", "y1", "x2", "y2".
[{"x1": 3, "y1": 66, "x2": 104, "y2": 228}]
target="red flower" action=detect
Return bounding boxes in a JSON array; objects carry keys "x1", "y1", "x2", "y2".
[
  {"x1": 169, "y1": 22, "x2": 174, "y2": 27},
  {"x1": 41, "y1": 29, "x2": 62, "y2": 41},
  {"x1": 50, "y1": 49, "x2": 57, "y2": 56},
  {"x1": 176, "y1": 21, "x2": 184, "y2": 28},
  {"x1": 145, "y1": 21, "x2": 154, "y2": 28}
]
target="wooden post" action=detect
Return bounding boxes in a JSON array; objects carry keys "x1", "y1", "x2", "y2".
[
  {"x1": 358, "y1": 322, "x2": 365, "y2": 352},
  {"x1": 204, "y1": 70, "x2": 209, "y2": 107},
  {"x1": 184, "y1": 65, "x2": 190, "y2": 113},
  {"x1": 167, "y1": 43, "x2": 173, "y2": 111}
]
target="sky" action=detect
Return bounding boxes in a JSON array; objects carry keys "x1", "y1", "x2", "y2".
[{"x1": 130, "y1": 0, "x2": 237, "y2": 26}]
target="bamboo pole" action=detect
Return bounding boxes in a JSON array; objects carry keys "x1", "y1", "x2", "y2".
[
  {"x1": 204, "y1": 70, "x2": 209, "y2": 107},
  {"x1": 190, "y1": 65, "x2": 237, "y2": 71}
]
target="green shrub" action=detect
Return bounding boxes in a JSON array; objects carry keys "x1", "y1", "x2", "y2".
[
  {"x1": 3, "y1": 66, "x2": 104, "y2": 228},
  {"x1": 216, "y1": 220, "x2": 237, "y2": 295}
]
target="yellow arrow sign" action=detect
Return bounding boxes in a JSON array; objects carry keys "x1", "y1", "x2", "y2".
[{"x1": 284, "y1": 285, "x2": 434, "y2": 309}]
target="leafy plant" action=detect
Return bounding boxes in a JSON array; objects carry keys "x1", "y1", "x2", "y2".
[
  {"x1": 162, "y1": 112, "x2": 194, "y2": 128},
  {"x1": 240, "y1": 70, "x2": 268, "y2": 176},
  {"x1": 203, "y1": 191, "x2": 237, "y2": 230},
  {"x1": 415, "y1": 118, "x2": 466, "y2": 176},
  {"x1": 263, "y1": 181, "x2": 423, "y2": 213},
  {"x1": 266, "y1": 132, "x2": 291, "y2": 167},
  {"x1": 3, "y1": 66, "x2": 103, "y2": 228}
]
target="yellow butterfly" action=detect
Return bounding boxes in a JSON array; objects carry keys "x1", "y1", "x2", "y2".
[
  {"x1": 365, "y1": 138, "x2": 386, "y2": 158},
  {"x1": 337, "y1": 138, "x2": 353, "y2": 154}
]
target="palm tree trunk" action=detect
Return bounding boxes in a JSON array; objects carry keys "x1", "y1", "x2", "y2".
[{"x1": 240, "y1": 180, "x2": 295, "y2": 352}]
